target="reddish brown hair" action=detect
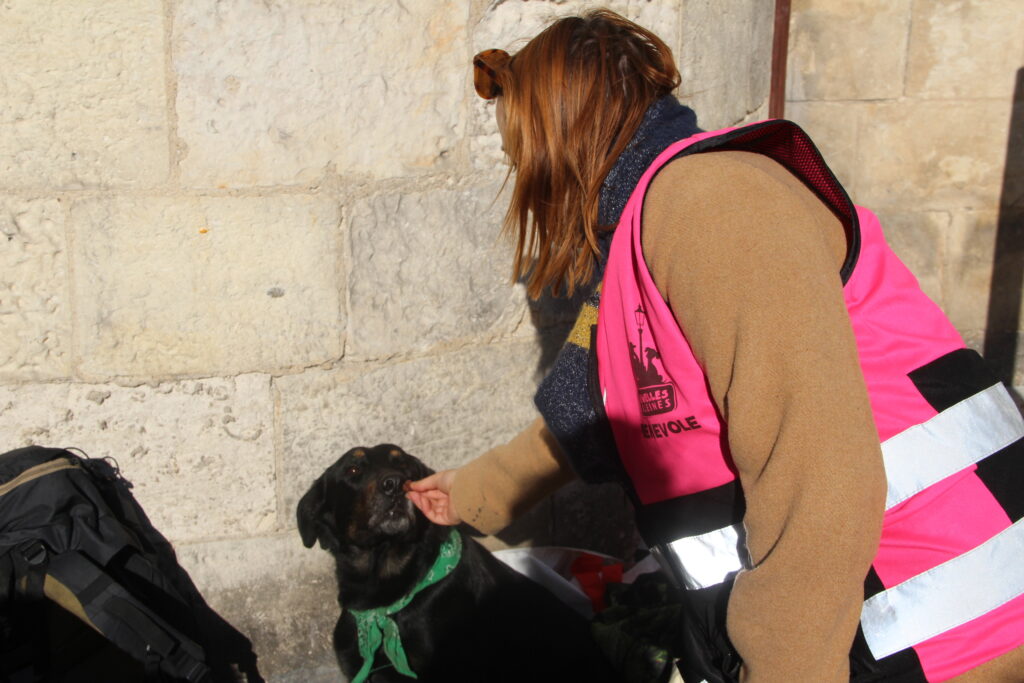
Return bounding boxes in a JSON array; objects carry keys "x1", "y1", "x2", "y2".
[{"x1": 495, "y1": 9, "x2": 680, "y2": 298}]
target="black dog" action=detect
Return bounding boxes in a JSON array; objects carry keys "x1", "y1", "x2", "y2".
[{"x1": 297, "y1": 444, "x2": 622, "y2": 683}]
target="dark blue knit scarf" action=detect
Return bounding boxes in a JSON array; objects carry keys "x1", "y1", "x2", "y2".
[{"x1": 533, "y1": 95, "x2": 701, "y2": 482}]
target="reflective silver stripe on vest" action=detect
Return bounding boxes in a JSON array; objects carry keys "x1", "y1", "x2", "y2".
[
  {"x1": 862, "y1": 517, "x2": 1024, "y2": 659},
  {"x1": 881, "y1": 382, "x2": 1024, "y2": 510},
  {"x1": 665, "y1": 523, "x2": 746, "y2": 590}
]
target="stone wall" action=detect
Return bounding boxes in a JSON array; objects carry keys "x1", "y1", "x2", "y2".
[
  {"x1": 786, "y1": 0, "x2": 1024, "y2": 391},
  {"x1": 0, "y1": 1, "x2": 772, "y2": 679}
]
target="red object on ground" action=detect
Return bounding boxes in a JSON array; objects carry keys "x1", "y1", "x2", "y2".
[{"x1": 570, "y1": 553, "x2": 624, "y2": 612}]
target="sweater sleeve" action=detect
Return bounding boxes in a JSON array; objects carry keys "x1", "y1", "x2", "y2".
[
  {"x1": 641, "y1": 151, "x2": 886, "y2": 682},
  {"x1": 450, "y1": 415, "x2": 576, "y2": 535}
]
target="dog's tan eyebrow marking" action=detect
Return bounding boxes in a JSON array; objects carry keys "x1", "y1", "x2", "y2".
[
  {"x1": 352, "y1": 449, "x2": 366, "y2": 458},
  {"x1": 389, "y1": 448, "x2": 402, "y2": 457}
]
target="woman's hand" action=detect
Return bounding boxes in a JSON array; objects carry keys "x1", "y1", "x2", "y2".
[{"x1": 404, "y1": 469, "x2": 461, "y2": 526}]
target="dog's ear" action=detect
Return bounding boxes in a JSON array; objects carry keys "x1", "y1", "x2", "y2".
[{"x1": 296, "y1": 476, "x2": 326, "y2": 548}]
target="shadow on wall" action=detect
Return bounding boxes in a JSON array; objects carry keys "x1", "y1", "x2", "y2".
[{"x1": 984, "y1": 68, "x2": 1024, "y2": 385}]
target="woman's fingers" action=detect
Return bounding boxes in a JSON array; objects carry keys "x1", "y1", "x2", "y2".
[
  {"x1": 405, "y1": 470, "x2": 460, "y2": 525},
  {"x1": 407, "y1": 491, "x2": 459, "y2": 526},
  {"x1": 405, "y1": 471, "x2": 449, "y2": 493}
]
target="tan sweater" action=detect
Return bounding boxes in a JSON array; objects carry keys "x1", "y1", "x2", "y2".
[{"x1": 449, "y1": 151, "x2": 1024, "y2": 681}]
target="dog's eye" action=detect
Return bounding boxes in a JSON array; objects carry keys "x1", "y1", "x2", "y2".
[{"x1": 345, "y1": 465, "x2": 361, "y2": 476}]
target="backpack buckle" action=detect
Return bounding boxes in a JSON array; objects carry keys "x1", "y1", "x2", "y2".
[
  {"x1": 18, "y1": 540, "x2": 47, "y2": 568},
  {"x1": 12, "y1": 540, "x2": 49, "y2": 601}
]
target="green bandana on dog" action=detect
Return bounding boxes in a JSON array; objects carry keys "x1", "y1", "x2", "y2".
[{"x1": 348, "y1": 528, "x2": 463, "y2": 683}]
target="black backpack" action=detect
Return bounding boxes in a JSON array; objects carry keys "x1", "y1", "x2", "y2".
[{"x1": 0, "y1": 446, "x2": 263, "y2": 683}]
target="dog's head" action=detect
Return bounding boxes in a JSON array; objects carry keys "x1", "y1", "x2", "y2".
[{"x1": 296, "y1": 444, "x2": 433, "y2": 553}]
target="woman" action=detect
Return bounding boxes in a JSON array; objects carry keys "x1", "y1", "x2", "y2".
[{"x1": 406, "y1": 10, "x2": 1024, "y2": 682}]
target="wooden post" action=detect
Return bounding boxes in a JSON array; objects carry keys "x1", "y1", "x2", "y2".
[{"x1": 769, "y1": 0, "x2": 792, "y2": 120}]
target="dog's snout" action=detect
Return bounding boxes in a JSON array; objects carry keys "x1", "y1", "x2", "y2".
[{"x1": 380, "y1": 474, "x2": 404, "y2": 496}]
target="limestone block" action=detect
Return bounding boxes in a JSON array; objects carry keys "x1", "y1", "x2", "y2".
[
  {"x1": 871, "y1": 209, "x2": 950, "y2": 309},
  {"x1": 472, "y1": 0, "x2": 680, "y2": 55},
  {"x1": 0, "y1": 375, "x2": 276, "y2": 543},
  {"x1": 176, "y1": 534, "x2": 338, "y2": 679},
  {"x1": 470, "y1": 0, "x2": 682, "y2": 164},
  {"x1": 783, "y1": 101, "x2": 862, "y2": 193},
  {"x1": 787, "y1": 0, "x2": 912, "y2": 102},
  {"x1": 347, "y1": 182, "x2": 524, "y2": 359},
  {"x1": 679, "y1": 0, "x2": 773, "y2": 130},
  {"x1": 0, "y1": 198, "x2": 71, "y2": 380},
  {"x1": 943, "y1": 211, "x2": 1000, "y2": 335},
  {"x1": 789, "y1": 100, "x2": 1014, "y2": 211},
  {"x1": 907, "y1": 0, "x2": 1024, "y2": 100},
  {"x1": 961, "y1": 330, "x2": 987, "y2": 357},
  {"x1": 852, "y1": 101, "x2": 1012, "y2": 211},
  {"x1": 277, "y1": 341, "x2": 542, "y2": 521},
  {"x1": 944, "y1": 208, "x2": 1024, "y2": 380},
  {"x1": 0, "y1": 0, "x2": 167, "y2": 189},
  {"x1": 174, "y1": 0, "x2": 467, "y2": 188},
  {"x1": 470, "y1": 98, "x2": 509, "y2": 173},
  {"x1": 737, "y1": 100, "x2": 772, "y2": 128},
  {"x1": 70, "y1": 196, "x2": 343, "y2": 380}
]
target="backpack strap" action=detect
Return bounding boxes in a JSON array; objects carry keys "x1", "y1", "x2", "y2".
[
  {"x1": 2, "y1": 540, "x2": 52, "y2": 682},
  {"x1": 45, "y1": 550, "x2": 212, "y2": 683}
]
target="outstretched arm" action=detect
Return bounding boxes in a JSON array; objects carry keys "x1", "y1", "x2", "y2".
[{"x1": 405, "y1": 416, "x2": 576, "y2": 534}]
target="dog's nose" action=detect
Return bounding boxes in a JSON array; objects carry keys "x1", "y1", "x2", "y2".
[{"x1": 380, "y1": 474, "x2": 404, "y2": 496}]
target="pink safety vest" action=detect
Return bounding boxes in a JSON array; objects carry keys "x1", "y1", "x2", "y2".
[{"x1": 595, "y1": 120, "x2": 1024, "y2": 681}]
